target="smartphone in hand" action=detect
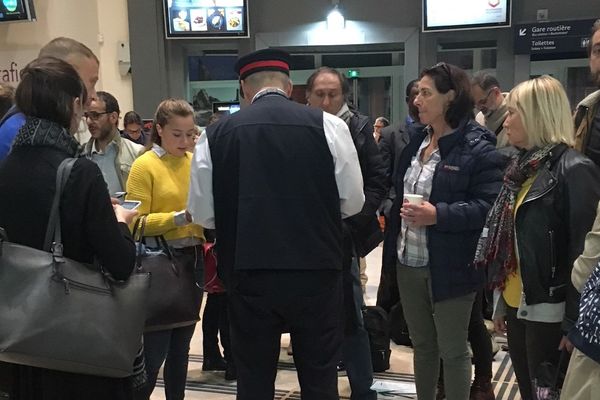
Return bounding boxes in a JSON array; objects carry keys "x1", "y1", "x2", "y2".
[{"x1": 121, "y1": 200, "x2": 141, "y2": 210}]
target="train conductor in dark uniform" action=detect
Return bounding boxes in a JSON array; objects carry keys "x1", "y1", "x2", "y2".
[{"x1": 187, "y1": 49, "x2": 365, "y2": 400}]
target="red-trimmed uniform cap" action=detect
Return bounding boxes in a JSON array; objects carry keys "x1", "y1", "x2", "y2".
[{"x1": 235, "y1": 48, "x2": 291, "y2": 80}]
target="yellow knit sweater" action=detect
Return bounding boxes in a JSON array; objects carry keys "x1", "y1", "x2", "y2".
[{"x1": 126, "y1": 150, "x2": 204, "y2": 242}]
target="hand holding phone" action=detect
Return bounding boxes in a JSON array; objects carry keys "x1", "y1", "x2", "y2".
[
  {"x1": 121, "y1": 200, "x2": 141, "y2": 210},
  {"x1": 113, "y1": 204, "x2": 138, "y2": 224},
  {"x1": 111, "y1": 192, "x2": 127, "y2": 205}
]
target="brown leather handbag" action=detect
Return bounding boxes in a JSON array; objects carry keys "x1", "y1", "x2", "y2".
[{"x1": 133, "y1": 215, "x2": 202, "y2": 331}]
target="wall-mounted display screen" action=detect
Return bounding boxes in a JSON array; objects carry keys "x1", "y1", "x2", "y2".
[
  {"x1": 212, "y1": 101, "x2": 240, "y2": 115},
  {"x1": 423, "y1": 0, "x2": 511, "y2": 32},
  {"x1": 164, "y1": 0, "x2": 249, "y2": 39},
  {"x1": 0, "y1": 0, "x2": 36, "y2": 23}
]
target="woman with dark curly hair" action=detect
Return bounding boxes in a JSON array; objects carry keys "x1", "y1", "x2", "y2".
[{"x1": 382, "y1": 62, "x2": 505, "y2": 400}]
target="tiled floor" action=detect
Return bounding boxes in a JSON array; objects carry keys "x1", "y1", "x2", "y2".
[{"x1": 151, "y1": 245, "x2": 521, "y2": 399}]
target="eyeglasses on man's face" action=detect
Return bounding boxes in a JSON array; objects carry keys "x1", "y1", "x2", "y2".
[
  {"x1": 125, "y1": 127, "x2": 142, "y2": 135},
  {"x1": 84, "y1": 111, "x2": 111, "y2": 121},
  {"x1": 476, "y1": 88, "x2": 497, "y2": 108}
]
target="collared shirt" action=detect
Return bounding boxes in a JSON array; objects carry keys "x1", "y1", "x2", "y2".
[
  {"x1": 251, "y1": 87, "x2": 288, "y2": 103},
  {"x1": 91, "y1": 140, "x2": 123, "y2": 196},
  {"x1": 188, "y1": 112, "x2": 365, "y2": 229},
  {"x1": 151, "y1": 143, "x2": 167, "y2": 158},
  {"x1": 397, "y1": 131, "x2": 441, "y2": 267}
]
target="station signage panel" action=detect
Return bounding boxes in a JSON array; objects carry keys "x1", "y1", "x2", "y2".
[{"x1": 514, "y1": 19, "x2": 596, "y2": 55}]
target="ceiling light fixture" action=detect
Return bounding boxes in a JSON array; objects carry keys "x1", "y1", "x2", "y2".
[{"x1": 327, "y1": 0, "x2": 345, "y2": 30}]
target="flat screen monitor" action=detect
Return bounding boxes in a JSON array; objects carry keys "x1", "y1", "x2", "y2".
[
  {"x1": 0, "y1": 0, "x2": 36, "y2": 23},
  {"x1": 423, "y1": 0, "x2": 511, "y2": 32},
  {"x1": 212, "y1": 101, "x2": 240, "y2": 115},
  {"x1": 164, "y1": 0, "x2": 249, "y2": 39}
]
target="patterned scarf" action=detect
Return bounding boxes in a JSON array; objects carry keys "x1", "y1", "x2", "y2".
[
  {"x1": 11, "y1": 117, "x2": 80, "y2": 157},
  {"x1": 336, "y1": 103, "x2": 354, "y2": 126},
  {"x1": 474, "y1": 144, "x2": 557, "y2": 289}
]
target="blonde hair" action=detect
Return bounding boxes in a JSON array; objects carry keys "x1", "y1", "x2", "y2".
[
  {"x1": 506, "y1": 75, "x2": 574, "y2": 148},
  {"x1": 149, "y1": 98, "x2": 194, "y2": 149}
]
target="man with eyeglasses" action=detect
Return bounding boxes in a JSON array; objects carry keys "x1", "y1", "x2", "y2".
[
  {"x1": 574, "y1": 19, "x2": 600, "y2": 167},
  {"x1": 82, "y1": 91, "x2": 144, "y2": 196},
  {"x1": 471, "y1": 72, "x2": 510, "y2": 150},
  {"x1": 0, "y1": 37, "x2": 99, "y2": 161}
]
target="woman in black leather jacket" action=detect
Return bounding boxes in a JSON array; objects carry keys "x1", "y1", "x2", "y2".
[{"x1": 475, "y1": 75, "x2": 600, "y2": 400}]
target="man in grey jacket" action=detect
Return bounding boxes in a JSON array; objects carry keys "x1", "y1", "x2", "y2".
[{"x1": 83, "y1": 91, "x2": 144, "y2": 195}]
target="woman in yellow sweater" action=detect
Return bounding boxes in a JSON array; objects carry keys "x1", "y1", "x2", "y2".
[{"x1": 126, "y1": 99, "x2": 204, "y2": 400}]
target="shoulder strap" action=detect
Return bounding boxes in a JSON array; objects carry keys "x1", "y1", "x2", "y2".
[
  {"x1": 133, "y1": 215, "x2": 173, "y2": 271},
  {"x1": 0, "y1": 105, "x2": 20, "y2": 130},
  {"x1": 43, "y1": 158, "x2": 78, "y2": 253},
  {"x1": 494, "y1": 117, "x2": 506, "y2": 137}
]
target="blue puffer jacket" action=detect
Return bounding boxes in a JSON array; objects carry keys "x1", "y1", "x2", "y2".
[
  {"x1": 382, "y1": 118, "x2": 507, "y2": 302},
  {"x1": 0, "y1": 109, "x2": 26, "y2": 161}
]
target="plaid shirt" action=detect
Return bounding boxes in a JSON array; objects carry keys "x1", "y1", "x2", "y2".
[{"x1": 397, "y1": 132, "x2": 441, "y2": 267}]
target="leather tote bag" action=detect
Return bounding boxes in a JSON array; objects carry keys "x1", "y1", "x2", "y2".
[
  {"x1": 0, "y1": 158, "x2": 150, "y2": 378},
  {"x1": 134, "y1": 215, "x2": 201, "y2": 332}
]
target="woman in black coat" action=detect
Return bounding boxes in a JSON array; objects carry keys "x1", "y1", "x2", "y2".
[{"x1": 0, "y1": 58, "x2": 138, "y2": 399}]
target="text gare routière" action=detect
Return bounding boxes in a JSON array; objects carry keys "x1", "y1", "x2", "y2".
[
  {"x1": 531, "y1": 25, "x2": 572, "y2": 36},
  {"x1": 0, "y1": 62, "x2": 20, "y2": 84}
]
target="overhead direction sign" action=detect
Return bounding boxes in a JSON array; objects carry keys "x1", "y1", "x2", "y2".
[{"x1": 514, "y1": 19, "x2": 596, "y2": 55}]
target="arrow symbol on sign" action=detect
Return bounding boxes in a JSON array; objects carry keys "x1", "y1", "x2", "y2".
[{"x1": 519, "y1": 28, "x2": 527, "y2": 36}]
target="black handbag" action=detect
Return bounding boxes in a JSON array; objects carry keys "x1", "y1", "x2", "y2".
[
  {"x1": 0, "y1": 158, "x2": 150, "y2": 378},
  {"x1": 133, "y1": 215, "x2": 202, "y2": 332}
]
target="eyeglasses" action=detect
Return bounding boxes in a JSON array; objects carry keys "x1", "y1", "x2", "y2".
[
  {"x1": 125, "y1": 128, "x2": 142, "y2": 135},
  {"x1": 476, "y1": 88, "x2": 496, "y2": 107},
  {"x1": 84, "y1": 111, "x2": 111, "y2": 120},
  {"x1": 432, "y1": 62, "x2": 451, "y2": 78},
  {"x1": 428, "y1": 62, "x2": 454, "y2": 89}
]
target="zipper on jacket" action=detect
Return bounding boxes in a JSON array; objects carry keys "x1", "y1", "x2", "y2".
[
  {"x1": 549, "y1": 230, "x2": 556, "y2": 279},
  {"x1": 549, "y1": 284, "x2": 566, "y2": 297}
]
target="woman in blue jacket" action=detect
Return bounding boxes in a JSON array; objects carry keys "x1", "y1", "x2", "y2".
[{"x1": 382, "y1": 62, "x2": 505, "y2": 400}]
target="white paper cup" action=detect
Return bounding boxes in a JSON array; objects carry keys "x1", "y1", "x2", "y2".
[{"x1": 404, "y1": 194, "x2": 424, "y2": 205}]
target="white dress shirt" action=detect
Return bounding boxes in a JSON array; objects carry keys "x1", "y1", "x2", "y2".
[{"x1": 188, "y1": 110, "x2": 364, "y2": 229}]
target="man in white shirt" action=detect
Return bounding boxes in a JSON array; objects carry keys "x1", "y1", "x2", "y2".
[{"x1": 188, "y1": 48, "x2": 364, "y2": 400}]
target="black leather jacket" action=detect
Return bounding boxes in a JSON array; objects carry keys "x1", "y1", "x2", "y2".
[
  {"x1": 345, "y1": 111, "x2": 388, "y2": 257},
  {"x1": 513, "y1": 145, "x2": 600, "y2": 330}
]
